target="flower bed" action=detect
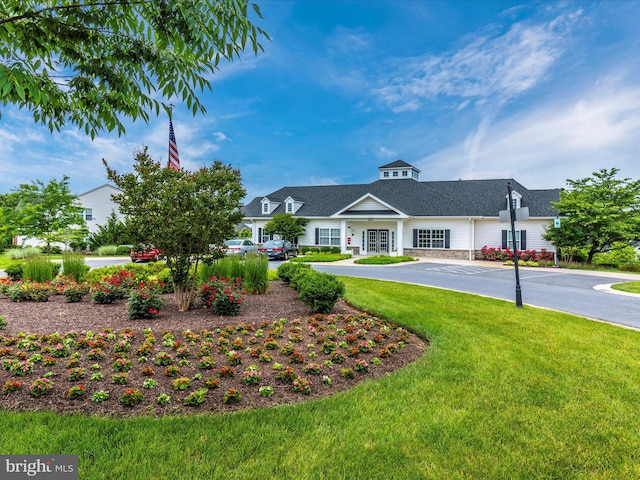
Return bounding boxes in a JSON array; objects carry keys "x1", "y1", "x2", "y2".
[{"x1": 0, "y1": 281, "x2": 426, "y2": 416}]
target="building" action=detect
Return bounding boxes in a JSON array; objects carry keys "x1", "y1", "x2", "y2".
[
  {"x1": 77, "y1": 184, "x2": 123, "y2": 235},
  {"x1": 242, "y1": 160, "x2": 560, "y2": 259}
]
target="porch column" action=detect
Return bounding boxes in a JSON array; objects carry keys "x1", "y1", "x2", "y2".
[
  {"x1": 396, "y1": 220, "x2": 404, "y2": 256},
  {"x1": 340, "y1": 219, "x2": 347, "y2": 254}
]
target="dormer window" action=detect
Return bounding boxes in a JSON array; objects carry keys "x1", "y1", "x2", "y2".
[
  {"x1": 392, "y1": 171, "x2": 398, "y2": 177},
  {"x1": 383, "y1": 171, "x2": 389, "y2": 178},
  {"x1": 506, "y1": 191, "x2": 522, "y2": 210},
  {"x1": 402, "y1": 170, "x2": 408, "y2": 177},
  {"x1": 262, "y1": 203, "x2": 269, "y2": 214},
  {"x1": 287, "y1": 202, "x2": 293, "y2": 213}
]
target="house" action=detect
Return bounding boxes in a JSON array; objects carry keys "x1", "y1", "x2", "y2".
[
  {"x1": 242, "y1": 160, "x2": 560, "y2": 259},
  {"x1": 77, "y1": 184, "x2": 123, "y2": 235}
]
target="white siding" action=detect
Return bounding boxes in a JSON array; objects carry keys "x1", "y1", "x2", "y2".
[{"x1": 77, "y1": 185, "x2": 122, "y2": 234}]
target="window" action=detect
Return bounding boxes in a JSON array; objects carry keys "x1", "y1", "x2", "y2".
[
  {"x1": 507, "y1": 231, "x2": 521, "y2": 250},
  {"x1": 416, "y1": 229, "x2": 445, "y2": 248},
  {"x1": 262, "y1": 203, "x2": 269, "y2": 214},
  {"x1": 318, "y1": 228, "x2": 340, "y2": 246},
  {"x1": 287, "y1": 202, "x2": 293, "y2": 213},
  {"x1": 84, "y1": 208, "x2": 93, "y2": 221},
  {"x1": 402, "y1": 170, "x2": 408, "y2": 177},
  {"x1": 383, "y1": 171, "x2": 389, "y2": 178},
  {"x1": 392, "y1": 171, "x2": 398, "y2": 177}
]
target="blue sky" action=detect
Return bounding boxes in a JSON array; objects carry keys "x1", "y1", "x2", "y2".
[{"x1": 2, "y1": 1, "x2": 640, "y2": 202}]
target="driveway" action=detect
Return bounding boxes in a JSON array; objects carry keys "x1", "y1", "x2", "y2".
[{"x1": 312, "y1": 258, "x2": 640, "y2": 330}]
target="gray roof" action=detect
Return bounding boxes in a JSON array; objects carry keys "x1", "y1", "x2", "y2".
[
  {"x1": 243, "y1": 178, "x2": 559, "y2": 218},
  {"x1": 379, "y1": 159, "x2": 415, "y2": 170}
]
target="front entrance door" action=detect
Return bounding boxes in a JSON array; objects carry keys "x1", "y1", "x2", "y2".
[{"x1": 367, "y1": 229, "x2": 389, "y2": 254}]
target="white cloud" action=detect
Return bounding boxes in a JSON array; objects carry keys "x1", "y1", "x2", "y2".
[
  {"x1": 373, "y1": 9, "x2": 583, "y2": 112},
  {"x1": 213, "y1": 131, "x2": 229, "y2": 142},
  {"x1": 416, "y1": 83, "x2": 640, "y2": 188},
  {"x1": 377, "y1": 146, "x2": 396, "y2": 158}
]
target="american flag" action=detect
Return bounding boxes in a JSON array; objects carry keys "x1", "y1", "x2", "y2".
[{"x1": 168, "y1": 117, "x2": 180, "y2": 170}]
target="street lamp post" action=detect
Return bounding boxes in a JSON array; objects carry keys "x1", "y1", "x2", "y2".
[{"x1": 507, "y1": 183, "x2": 523, "y2": 308}]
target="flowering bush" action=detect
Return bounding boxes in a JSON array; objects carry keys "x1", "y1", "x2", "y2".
[
  {"x1": 276, "y1": 366, "x2": 297, "y2": 384},
  {"x1": 127, "y1": 281, "x2": 166, "y2": 320},
  {"x1": 354, "y1": 359, "x2": 369, "y2": 373},
  {"x1": 172, "y1": 377, "x2": 191, "y2": 391},
  {"x1": 480, "y1": 246, "x2": 554, "y2": 263},
  {"x1": 198, "y1": 356, "x2": 216, "y2": 370},
  {"x1": 59, "y1": 281, "x2": 89, "y2": 303},
  {"x1": 120, "y1": 388, "x2": 143, "y2": 406},
  {"x1": 303, "y1": 363, "x2": 323, "y2": 375},
  {"x1": 67, "y1": 367, "x2": 86, "y2": 381},
  {"x1": 242, "y1": 365, "x2": 262, "y2": 385},
  {"x1": 155, "y1": 351, "x2": 174, "y2": 366},
  {"x1": 156, "y1": 393, "x2": 171, "y2": 405},
  {"x1": 199, "y1": 276, "x2": 244, "y2": 316},
  {"x1": 66, "y1": 385, "x2": 86, "y2": 399},
  {"x1": 165, "y1": 365, "x2": 180, "y2": 377},
  {"x1": 30, "y1": 378, "x2": 54, "y2": 397},
  {"x1": 2, "y1": 379, "x2": 23, "y2": 393},
  {"x1": 226, "y1": 350, "x2": 242, "y2": 366},
  {"x1": 223, "y1": 388, "x2": 241, "y2": 404},
  {"x1": 292, "y1": 376, "x2": 312, "y2": 395},
  {"x1": 184, "y1": 388, "x2": 208, "y2": 406}
]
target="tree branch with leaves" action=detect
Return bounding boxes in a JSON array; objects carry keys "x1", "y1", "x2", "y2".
[{"x1": 0, "y1": 0, "x2": 269, "y2": 138}]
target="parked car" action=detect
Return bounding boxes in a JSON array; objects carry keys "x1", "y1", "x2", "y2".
[
  {"x1": 258, "y1": 240, "x2": 298, "y2": 260},
  {"x1": 130, "y1": 246, "x2": 162, "y2": 263},
  {"x1": 223, "y1": 239, "x2": 259, "y2": 256}
]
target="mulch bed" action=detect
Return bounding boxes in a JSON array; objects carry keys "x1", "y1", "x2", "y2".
[{"x1": 0, "y1": 281, "x2": 427, "y2": 417}]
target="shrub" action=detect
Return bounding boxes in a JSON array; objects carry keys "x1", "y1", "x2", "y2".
[
  {"x1": 320, "y1": 246, "x2": 331, "y2": 253},
  {"x1": 127, "y1": 281, "x2": 167, "y2": 319},
  {"x1": 199, "y1": 276, "x2": 244, "y2": 316},
  {"x1": 4, "y1": 264, "x2": 23, "y2": 281},
  {"x1": 276, "y1": 261, "x2": 311, "y2": 284},
  {"x1": 116, "y1": 245, "x2": 132, "y2": 255},
  {"x1": 297, "y1": 271, "x2": 345, "y2": 314},
  {"x1": 96, "y1": 245, "x2": 118, "y2": 256},
  {"x1": 330, "y1": 247, "x2": 341, "y2": 254}
]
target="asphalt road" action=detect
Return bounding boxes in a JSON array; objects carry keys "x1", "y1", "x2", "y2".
[
  {"x1": 312, "y1": 261, "x2": 640, "y2": 330},
  {"x1": 77, "y1": 257, "x2": 640, "y2": 330}
]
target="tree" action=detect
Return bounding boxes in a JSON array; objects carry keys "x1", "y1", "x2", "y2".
[
  {"x1": 544, "y1": 168, "x2": 640, "y2": 263},
  {"x1": 263, "y1": 213, "x2": 308, "y2": 242},
  {"x1": 0, "y1": 192, "x2": 19, "y2": 248},
  {"x1": 4, "y1": 176, "x2": 86, "y2": 250},
  {"x1": 87, "y1": 211, "x2": 131, "y2": 249},
  {"x1": 104, "y1": 147, "x2": 245, "y2": 311},
  {"x1": 0, "y1": 1, "x2": 269, "y2": 138}
]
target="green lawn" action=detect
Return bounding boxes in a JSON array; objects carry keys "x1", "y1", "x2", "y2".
[
  {"x1": 611, "y1": 281, "x2": 640, "y2": 294},
  {"x1": 2, "y1": 278, "x2": 640, "y2": 479}
]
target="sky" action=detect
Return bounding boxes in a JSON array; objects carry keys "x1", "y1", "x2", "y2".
[{"x1": 2, "y1": 0, "x2": 640, "y2": 203}]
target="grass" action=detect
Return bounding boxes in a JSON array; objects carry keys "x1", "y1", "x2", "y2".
[
  {"x1": 611, "y1": 281, "x2": 640, "y2": 294},
  {"x1": 290, "y1": 253, "x2": 352, "y2": 262},
  {"x1": 353, "y1": 255, "x2": 416, "y2": 265},
  {"x1": 2, "y1": 278, "x2": 640, "y2": 478}
]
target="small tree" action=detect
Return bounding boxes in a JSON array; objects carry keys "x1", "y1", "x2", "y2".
[
  {"x1": 544, "y1": 168, "x2": 640, "y2": 263},
  {"x1": 5, "y1": 176, "x2": 86, "y2": 251},
  {"x1": 88, "y1": 211, "x2": 131, "y2": 249},
  {"x1": 104, "y1": 148, "x2": 245, "y2": 311},
  {"x1": 263, "y1": 213, "x2": 308, "y2": 242}
]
